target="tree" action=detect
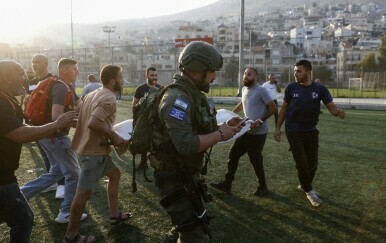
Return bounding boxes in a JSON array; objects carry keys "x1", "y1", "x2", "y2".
[
  {"x1": 281, "y1": 68, "x2": 292, "y2": 84},
  {"x1": 377, "y1": 34, "x2": 386, "y2": 71},
  {"x1": 312, "y1": 65, "x2": 333, "y2": 82},
  {"x1": 358, "y1": 53, "x2": 378, "y2": 73},
  {"x1": 224, "y1": 62, "x2": 238, "y2": 86},
  {"x1": 128, "y1": 59, "x2": 138, "y2": 82}
]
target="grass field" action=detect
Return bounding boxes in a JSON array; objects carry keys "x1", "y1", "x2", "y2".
[{"x1": 1, "y1": 101, "x2": 385, "y2": 242}]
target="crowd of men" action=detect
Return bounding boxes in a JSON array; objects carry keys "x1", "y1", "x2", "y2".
[{"x1": 0, "y1": 41, "x2": 345, "y2": 243}]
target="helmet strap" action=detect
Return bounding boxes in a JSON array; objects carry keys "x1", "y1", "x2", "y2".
[
  {"x1": 201, "y1": 70, "x2": 208, "y2": 84},
  {"x1": 182, "y1": 69, "x2": 208, "y2": 91}
]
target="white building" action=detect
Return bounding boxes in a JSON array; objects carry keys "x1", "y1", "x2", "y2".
[
  {"x1": 290, "y1": 26, "x2": 322, "y2": 48},
  {"x1": 216, "y1": 24, "x2": 239, "y2": 53}
]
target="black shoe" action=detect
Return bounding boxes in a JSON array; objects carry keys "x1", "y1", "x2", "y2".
[
  {"x1": 252, "y1": 186, "x2": 269, "y2": 197},
  {"x1": 210, "y1": 181, "x2": 231, "y2": 194}
]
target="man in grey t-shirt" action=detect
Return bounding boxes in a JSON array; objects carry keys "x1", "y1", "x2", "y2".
[
  {"x1": 81, "y1": 74, "x2": 102, "y2": 99},
  {"x1": 211, "y1": 68, "x2": 276, "y2": 196}
]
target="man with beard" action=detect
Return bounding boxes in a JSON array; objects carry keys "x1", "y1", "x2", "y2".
[
  {"x1": 63, "y1": 65, "x2": 129, "y2": 243},
  {"x1": 153, "y1": 41, "x2": 242, "y2": 242},
  {"x1": 211, "y1": 68, "x2": 276, "y2": 197},
  {"x1": 132, "y1": 67, "x2": 161, "y2": 171},
  {"x1": 0, "y1": 60, "x2": 78, "y2": 243},
  {"x1": 274, "y1": 60, "x2": 345, "y2": 207},
  {"x1": 21, "y1": 58, "x2": 88, "y2": 223}
]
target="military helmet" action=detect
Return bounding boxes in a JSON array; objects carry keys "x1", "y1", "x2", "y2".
[{"x1": 178, "y1": 41, "x2": 223, "y2": 72}]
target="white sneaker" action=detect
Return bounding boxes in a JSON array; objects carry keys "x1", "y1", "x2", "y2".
[
  {"x1": 41, "y1": 183, "x2": 58, "y2": 193},
  {"x1": 55, "y1": 185, "x2": 65, "y2": 199},
  {"x1": 306, "y1": 189, "x2": 323, "y2": 207},
  {"x1": 298, "y1": 185, "x2": 319, "y2": 195},
  {"x1": 55, "y1": 212, "x2": 88, "y2": 224}
]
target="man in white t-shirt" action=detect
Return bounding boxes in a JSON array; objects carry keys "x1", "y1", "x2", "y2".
[{"x1": 262, "y1": 74, "x2": 281, "y2": 125}]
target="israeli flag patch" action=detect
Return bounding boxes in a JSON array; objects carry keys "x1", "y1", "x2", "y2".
[
  {"x1": 169, "y1": 108, "x2": 186, "y2": 121},
  {"x1": 173, "y1": 98, "x2": 189, "y2": 111}
]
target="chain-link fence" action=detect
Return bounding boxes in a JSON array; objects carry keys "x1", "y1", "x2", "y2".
[{"x1": 4, "y1": 42, "x2": 386, "y2": 98}]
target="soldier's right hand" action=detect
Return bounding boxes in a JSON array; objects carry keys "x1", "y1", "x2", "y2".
[
  {"x1": 218, "y1": 122, "x2": 241, "y2": 141},
  {"x1": 55, "y1": 111, "x2": 78, "y2": 129}
]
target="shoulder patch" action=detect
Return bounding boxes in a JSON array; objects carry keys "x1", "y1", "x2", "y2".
[
  {"x1": 169, "y1": 107, "x2": 186, "y2": 121},
  {"x1": 173, "y1": 98, "x2": 189, "y2": 111}
]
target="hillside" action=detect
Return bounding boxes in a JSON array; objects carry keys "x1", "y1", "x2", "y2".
[{"x1": 36, "y1": 0, "x2": 386, "y2": 48}]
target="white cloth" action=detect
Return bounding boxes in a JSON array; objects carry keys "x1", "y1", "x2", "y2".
[
  {"x1": 112, "y1": 109, "x2": 251, "y2": 145},
  {"x1": 113, "y1": 119, "x2": 133, "y2": 140}
]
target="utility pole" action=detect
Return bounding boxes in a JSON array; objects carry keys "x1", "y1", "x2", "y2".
[
  {"x1": 249, "y1": 25, "x2": 257, "y2": 66},
  {"x1": 237, "y1": 0, "x2": 245, "y2": 97},
  {"x1": 70, "y1": 0, "x2": 74, "y2": 58}
]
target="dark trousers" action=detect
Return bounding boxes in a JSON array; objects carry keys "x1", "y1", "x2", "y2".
[
  {"x1": 141, "y1": 153, "x2": 147, "y2": 164},
  {"x1": 286, "y1": 131, "x2": 319, "y2": 192},
  {"x1": 225, "y1": 132, "x2": 267, "y2": 187},
  {"x1": 0, "y1": 182, "x2": 34, "y2": 243},
  {"x1": 157, "y1": 178, "x2": 206, "y2": 243},
  {"x1": 116, "y1": 91, "x2": 122, "y2": 100},
  {"x1": 36, "y1": 141, "x2": 65, "y2": 185}
]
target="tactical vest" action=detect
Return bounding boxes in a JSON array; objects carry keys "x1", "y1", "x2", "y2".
[
  {"x1": 155, "y1": 75, "x2": 218, "y2": 173},
  {"x1": 175, "y1": 80, "x2": 217, "y2": 136}
]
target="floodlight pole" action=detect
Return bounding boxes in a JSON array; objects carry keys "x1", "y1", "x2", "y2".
[{"x1": 102, "y1": 26, "x2": 116, "y2": 64}]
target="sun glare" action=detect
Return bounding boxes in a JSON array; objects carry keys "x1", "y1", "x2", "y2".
[{"x1": 0, "y1": 0, "x2": 218, "y2": 44}]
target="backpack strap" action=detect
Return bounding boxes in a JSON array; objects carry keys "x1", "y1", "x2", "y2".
[
  {"x1": 41, "y1": 76, "x2": 59, "y2": 124},
  {"x1": 151, "y1": 83, "x2": 194, "y2": 156},
  {"x1": 54, "y1": 79, "x2": 73, "y2": 110}
]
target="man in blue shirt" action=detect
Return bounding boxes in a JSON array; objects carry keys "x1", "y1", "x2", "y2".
[
  {"x1": 274, "y1": 59, "x2": 345, "y2": 207},
  {"x1": 81, "y1": 74, "x2": 102, "y2": 99}
]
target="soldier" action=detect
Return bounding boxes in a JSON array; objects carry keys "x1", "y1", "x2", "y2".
[{"x1": 151, "y1": 41, "x2": 242, "y2": 242}]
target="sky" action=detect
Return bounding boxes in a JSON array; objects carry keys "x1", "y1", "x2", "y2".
[{"x1": 0, "y1": 0, "x2": 219, "y2": 44}]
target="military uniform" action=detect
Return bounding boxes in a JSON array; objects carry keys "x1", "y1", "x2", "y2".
[{"x1": 152, "y1": 74, "x2": 217, "y2": 243}]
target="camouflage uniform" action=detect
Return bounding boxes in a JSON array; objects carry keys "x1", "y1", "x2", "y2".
[{"x1": 153, "y1": 75, "x2": 217, "y2": 243}]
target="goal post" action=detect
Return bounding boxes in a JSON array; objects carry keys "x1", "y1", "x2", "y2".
[{"x1": 349, "y1": 78, "x2": 362, "y2": 91}]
